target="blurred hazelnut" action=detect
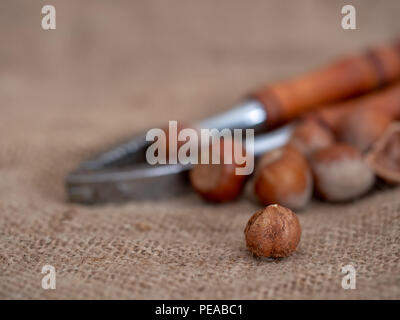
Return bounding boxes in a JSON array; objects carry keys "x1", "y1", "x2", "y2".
[
  {"x1": 244, "y1": 204, "x2": 301, "y2": 258},
  {"x1": 310, "y1": 144, "x2": 375, "y2": 201},
  {"x1": 189, "y1": 138, "x2": 247, "y2": 202},
  {"x1": 288, "y1": 118, "x2": 335, "y2": 157},
  {"x1": 254, "y1": 146, "x2": 313, "y2": 210},
  {"x1": 336, "y1": 107, "x2": 392, "y2": 153},
  {"x1": 366, "y1": 122, "x2": 400, "y2": 184}
]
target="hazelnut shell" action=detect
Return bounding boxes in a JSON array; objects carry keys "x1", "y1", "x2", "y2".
[
  {"x1": 244, "y1": 204, "x2": 301, "y2": 258},
  {"x1": 366, "y1": 122, "x2": 400, "y2": 184},
  {"x1": 189, "y1": 138, "x2": 247, "y2": 202},
  {"x1": 336, "y1": 107, "x2": 392, "y2": 153},
  {"x1": 190, "y1": 162, "x2": 247, "y2": 202},
  {"x1": 310, "y1": 144, "x2": 375, "y2": 201},
  {"x1": 288, "y1": 118, "x2": 335, "y2": 157},
  {"x1": 254, "y1": 146, "x2": 313, "y2": 210}
]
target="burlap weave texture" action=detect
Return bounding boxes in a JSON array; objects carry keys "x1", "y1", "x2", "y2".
[{"x1": 0, "y1": 0, "x2": 399, "y2": 299}]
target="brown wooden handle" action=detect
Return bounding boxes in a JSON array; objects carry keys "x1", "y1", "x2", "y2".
[
  {"x1": 251, "y1": 40, "x2": 400, "y2": 127},
  {"x1": 308, "y1": 82, "x2": 400, "y2": 132}
]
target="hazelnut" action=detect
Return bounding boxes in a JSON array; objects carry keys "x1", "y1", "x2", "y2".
[
  {"x1": 244, "y1": 204, "x2": 301, "y2": 258},
  {"x1": 288, "y1": 118, "x2": 335, "y2": 157},
  {"x1": 336, "y1": 107, "x2": 392, "y2": 153},
  {"x1": 189, "y1": 138, "x2": 247, "y2": 202},
  {"x1": 310, "y1": 143, "x2": 375, "y2": 201},
  {"x1": 254, "y1": 146, "x2": 313, "y2": 210},
  {"x1": 366, "y1": 122, "x2": 400, "y2": 184}
]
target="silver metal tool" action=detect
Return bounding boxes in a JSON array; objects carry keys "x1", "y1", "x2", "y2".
[{"x1": 66, "y1": 100, "x2": 292, "y2": 204}]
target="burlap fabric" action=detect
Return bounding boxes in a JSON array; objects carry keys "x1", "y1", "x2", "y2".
[{"x1": 1, "y1": 0, "x2": 400, "y2": 299}]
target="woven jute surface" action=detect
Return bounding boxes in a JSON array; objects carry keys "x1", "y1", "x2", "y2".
[{"x1": 1, "y1": 0, "x2": 400, "y2": 299}]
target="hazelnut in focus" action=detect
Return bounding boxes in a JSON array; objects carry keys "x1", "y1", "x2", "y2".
[
  {"x1": 310, "y1": 143, "x2": 375, "y2": 202},
  {"x1": 288, "y1": 118, "x2": 335, "y2": 157},
  {"x1": 254, "y1": 146, "x2": 313, "y2": 210},
  {"x1": 244, "y1": 204, "x2": 301, "y2": 258},
  {"x1": 336, "y1": 107, "x2": 392, "y2": 153}
]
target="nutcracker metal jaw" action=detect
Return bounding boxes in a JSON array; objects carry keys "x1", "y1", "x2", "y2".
[{"x1": 65, "y1": 99, "x2": 292, "y2": 204}]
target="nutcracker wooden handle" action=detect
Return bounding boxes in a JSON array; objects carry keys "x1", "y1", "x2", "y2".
[
  {"x1": 252, "y1": 40, "x2": 400, "y2": 127},
  {"x1": 309, "y1": 82, "x2": 400, "y2": 131}
]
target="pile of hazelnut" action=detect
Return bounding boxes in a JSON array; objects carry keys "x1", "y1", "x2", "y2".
[{"x1": 189, "y1": 107, "x2": 400, "y2": 258}]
